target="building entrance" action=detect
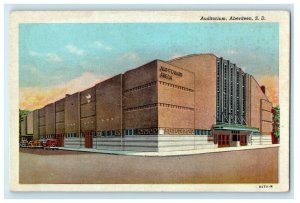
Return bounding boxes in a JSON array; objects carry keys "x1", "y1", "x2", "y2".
[
  {"x1": 240, "y1": 134, "x2": 247, "y2": 146},
  {"x1": 217, "y1": 134, "x2": 230, "y2": 148},
  {"x1": 84, "y1": 131, "x2": 93, "y2": 148}
]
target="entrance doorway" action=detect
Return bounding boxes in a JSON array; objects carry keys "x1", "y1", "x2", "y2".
[
  {"x1": 218, "y1": 134, "x2": 230, "y2": 148},
  {"x1": 84, "y1": 131, "x2": 93, "y2": 148},
  {"x1": 240, "y1": 134, "x2": 247, "y2": 146}
]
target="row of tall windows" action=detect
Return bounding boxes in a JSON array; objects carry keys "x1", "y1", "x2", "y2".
[{"x1": 216, "y1": 58, "x2": 247, "y2": 125}]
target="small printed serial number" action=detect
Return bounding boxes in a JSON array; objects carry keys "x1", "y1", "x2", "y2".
[{"x1": 259, "y1": 185, "x2": 273, "y2": 189}]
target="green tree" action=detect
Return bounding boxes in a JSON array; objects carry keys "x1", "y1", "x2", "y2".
[
  {"x1": 273, "y1": 106, "x2": 280, "y2": 139},
  {"x1": 19, "y1": 109, "x2": 29, "y2": 137}
]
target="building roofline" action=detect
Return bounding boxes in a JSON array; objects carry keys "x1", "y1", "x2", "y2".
[
  {"x1": 123, "y1": 59, "x2": 158, "y2": 75},
  {"x1": 248, "y1": 74, "x2": 271, "y2": 103},
  {"x1": 95, "y1": 73, "x2": 123, "y2": 87},
  {"x1": 168, "y1": 53, "x2": 218, "y2": 62}
]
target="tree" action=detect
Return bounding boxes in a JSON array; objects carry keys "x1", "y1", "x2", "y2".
[
  {"x1": 19, "y1": 109, "x2": 29, "y2": 137},
  {"x1": 272, "y1": 106, "x2": 280, "y2": 143}
]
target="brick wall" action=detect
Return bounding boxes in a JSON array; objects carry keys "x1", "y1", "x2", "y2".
[
  {"x1": 38, "y1": 107, "x2": 46, "y2": 136},
  {"x1": 26, "y1": 111, "x2": 34, "y2": 135},
  {"x1": 246, "y1": 75, "x2": 273, "y2": 134},
  {"x1": 80, "y1": 87, "x2": 96, "y2": 132},
  {"x1": 96, "y1": 75, "x2": 122, "y2": 132},
  {"x1": 168, "y1": 54, "x2": 217, "y2": 130},
  {"x1": 45, "y1": 103, "x2": 55, "y2": 135},
  {"x1": 55, "y1": 98, "x2": 65, "y2": 134},
  {"x1": 157, "y1": 60, "x2": 195, "y2": 131},
  {"x1": 33, "y1": 110, "x2": 39, "y2": 139},
  {"x1": 65, "y1": 93, "x2": 80, "y2": 135},
  {"x1": 123, "y1": 61, "x2": 158, "y2": 130}
]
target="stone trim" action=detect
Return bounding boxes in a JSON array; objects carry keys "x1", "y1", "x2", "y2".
[
  {"x1": 160, "y1": 127, "x2": 194, "y2": 135},
  {"x1": 124, "y1": 103, "x2": 194, "y2": 112},
  {"x1": 124, "y1": 81, "x2": 157, "y2": 93},
  {"x1": 158, "y1": 81, "x2": 194, "y2": 92},
  {"x1": 123, "y1": 80, "x2": 194, "y2": 94}
]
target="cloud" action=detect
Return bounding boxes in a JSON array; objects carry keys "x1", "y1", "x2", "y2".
[
  {"x1": 117, "y1": 52, "x2": 141, "y2": 63},
  {"x1": 21, "y1": 64, "x2": 51, "y2": 83},
  {"x1": 21, "y1": 64, "x2": 65, "y2": 87},
  {"x1": 65, "y1": 44, "x2": 85, "y2": 56},
  {"x1": 94, "y1": 41, "x2": 112, "y2": 51},
  {"x1": 226, "y1": 49, "x2": 239, "y2": 55},
  {"x1": 46, "y1": 53, "x2": 62, "y2": 62},
  {"x1": 170, "y1": 53, "x2": 184, "y2": 59},
  {"x1": 22, "y1": 64, "x2": 41, "y2": 75},
  {"x1": 19, "y1": 72, "x2": 109, "y2": 110},
  {"x1": 29, "y1": 51, "x2": 41, "y2": 57},
  {"x1": 28, "y1": 51, "x2": 63, "y2": 63}
]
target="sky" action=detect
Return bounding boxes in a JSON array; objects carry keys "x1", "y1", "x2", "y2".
[{"x1": 19, "y1": 23, "x2": 279, "y2": 110}]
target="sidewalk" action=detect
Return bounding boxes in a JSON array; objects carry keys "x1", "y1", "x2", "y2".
[{"x1": 57, "y1": 144, "x2": 280, "y2": 157}]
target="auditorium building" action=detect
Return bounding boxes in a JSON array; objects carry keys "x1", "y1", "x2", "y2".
[{"x1": 20, "y1": 54, "x2": 273, "y2": 152}]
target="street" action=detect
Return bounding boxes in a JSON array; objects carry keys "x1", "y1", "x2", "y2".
[{"x1": 19, "y1": 147, "x2": 278, "y2": 184}]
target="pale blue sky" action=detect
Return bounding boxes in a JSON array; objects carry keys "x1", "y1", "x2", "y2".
[{"x1": 19, "y1": 23, "x2": 279, "y2": 88}]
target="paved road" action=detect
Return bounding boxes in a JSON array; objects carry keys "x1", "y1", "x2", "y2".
[{"x1": 19, "y1": 147, "x2": 278, "y2": 184}]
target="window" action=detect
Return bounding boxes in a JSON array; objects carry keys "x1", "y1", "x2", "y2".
[
  {"x1": 124, "y1": 129, "x2": 137, "y2": 136},
  {"x1": 194, "y1": 129, "x2": 211, "y2": 135}
]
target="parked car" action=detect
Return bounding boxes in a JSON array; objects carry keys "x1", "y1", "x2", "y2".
[
  {"x1": 39, "y1": 139, "x2": 47, "y2": 148},
  {"x1": 19, "y1": 140, "x2": 28, "y2": 148},
  {"x1": 28, "y1": 141, "x2": 34, "y2": 148},
  {"x1": 45, "y1": 139, "x2": 58, "y2": 149},
  {"x1": 27, "y1": 140, "x2": 43, "y2": 148}
]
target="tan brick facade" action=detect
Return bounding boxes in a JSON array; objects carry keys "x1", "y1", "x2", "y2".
[
  {"x1": 123, "y1": 61, "x2": 158, "y2": 131},
  {"x1": 33, "y1": 110, "x2": 39, "y2": 140},
  {"x1": 168, "y1": 54, "x2": 217, "y2": 130},
  {"x1": 55, "y1": 98, "x2": 65, "y2": 134},
  {"x1": 96, "y1": 74, "x2": 122, "y2": 134},
  {"x1": 45, "y1": 103, "x2": 55, "y2": 136},
  {"x1": 246, "y1": 75, "x2": 273, "y2": 135},
  {"x1": 65, "y1": 93, "x2": 80, "y2": 135},
  {"x1": 27, "y1": 53, "x2": 273, "y2": 145},
  {"x1": 81, "y1": 87, "x2": 96, "y2": 132},
  {"x1": 26, "y1": 111, "x2": 34, "y2": 135},
  {"x1": 38, "y1": 107, "x2": 46, "y2": 137},
  {"x1": 157, "y1": 60, "x2": 195, "y2": 132}
]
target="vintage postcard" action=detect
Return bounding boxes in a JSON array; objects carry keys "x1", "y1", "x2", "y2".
[{"x1": 9, "y1": 10, "x2": 290, "y2": 192}]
